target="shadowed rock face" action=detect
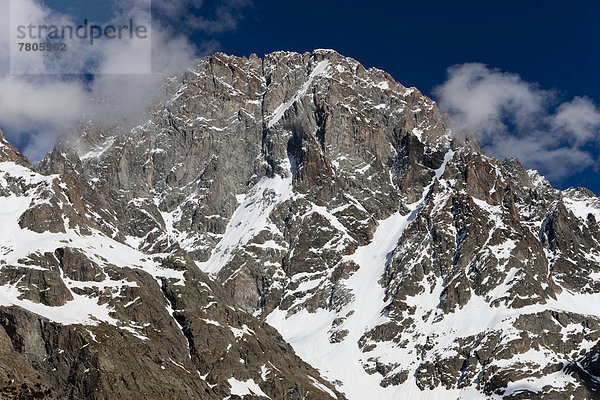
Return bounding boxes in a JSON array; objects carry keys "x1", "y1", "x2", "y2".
[
  {"x1": 1, "y1": 50, "x2": 599, "y2": 399},
  {"x1": 0, "y1": 257, "x2": 342, "y2": 400},
  {"x1": 0, "y1": 248, "x2": 342, "y2": 399}
]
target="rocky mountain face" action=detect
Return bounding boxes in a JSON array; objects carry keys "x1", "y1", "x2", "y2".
[
  {"x1": 0, "y1": 127, "x2": 342, "y2": 399},
  {"x1": 1, "y1": 49, "x2": 600, "y2": 399}
]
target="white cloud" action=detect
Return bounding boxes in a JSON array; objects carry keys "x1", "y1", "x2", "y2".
[
  {"x1": 0, "y1": 76, "x2": 87, "y2": 129},
  {"x1": 434, "y1": 63, "x2": 600, "y2": 181},
  {"x1": 552, "y1": 96, "x2": 600, "y2": 146},
  {"x1": 0, "y1": 0, "x2": 240, "y2": 161}
]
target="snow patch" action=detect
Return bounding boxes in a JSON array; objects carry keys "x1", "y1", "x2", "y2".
[
  {"x1": 227, "y1": 377, "x2": 269, "y2": 398},
  {"x1": 267, "y1": 60, "x2": 330, "y2": 128}
]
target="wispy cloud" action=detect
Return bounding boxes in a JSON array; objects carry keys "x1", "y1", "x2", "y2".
[
  {"x1": 0, "y1": 0, "x2": 250, "y2": 162},
  {"x1": 433, "y1": 63, "x2": 600, "y2": 181},
  {"x1": 153, "y1": 0, "x2": 252, "y2": 33}
]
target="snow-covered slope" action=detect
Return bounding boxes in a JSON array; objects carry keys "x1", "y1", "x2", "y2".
[{"x1": 3, "y1": 50, "x2": 600, "y2": 399}]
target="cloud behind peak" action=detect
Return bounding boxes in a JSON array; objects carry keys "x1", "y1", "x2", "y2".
[{"x1": 434, "y1": 63, "x2": 600, "y2": 181}]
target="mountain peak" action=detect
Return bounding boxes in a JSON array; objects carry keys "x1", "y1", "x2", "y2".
[{"x1": 1, "y1": 50, "x2": 599, "y2": 399}]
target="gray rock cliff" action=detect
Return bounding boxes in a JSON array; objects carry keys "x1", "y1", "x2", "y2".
[{"x1": 0, "y1": 50, "x2": 599, "y2": 399}]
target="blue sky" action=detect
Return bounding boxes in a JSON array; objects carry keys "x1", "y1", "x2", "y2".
[
  {"x1": 214, "y1": 0, "x2": 600, "y2": 101},
  {"x1": 203, "y1": 0, "x2": 600, "y2": 193},
  {"x1": 1, "y1": 0, "x2": 599, "y2": 193}
]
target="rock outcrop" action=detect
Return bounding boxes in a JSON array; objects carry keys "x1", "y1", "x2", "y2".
[{"x1": 0, "y1": 50, "x2": 599, "y2": 399}]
